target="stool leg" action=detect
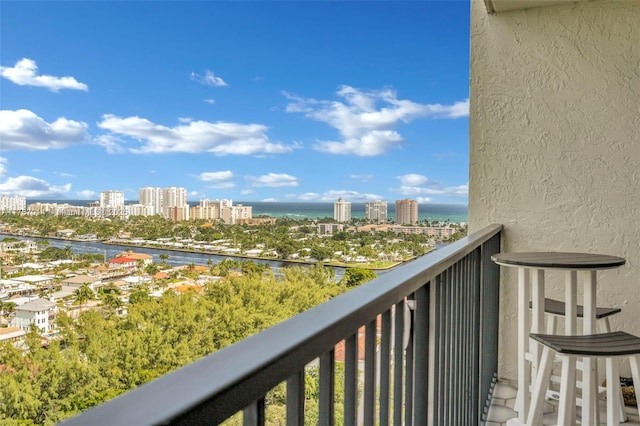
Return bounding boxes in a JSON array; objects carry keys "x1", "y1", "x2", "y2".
[
  {"x1": 527, "y1": 346, "x2": 555, "y2": 425},
  {"x1": 557, "y1": 355, "x2": 577, "y2": 425},
  {"x1": 547, "y1": 314, "x2": 557, "y2": 334},
  {"x1": 629, "y1": 356, "x2": 640, "y2": 420},
  {"x1": 606, "y1": 357, "x2": 621, "y2": 425},
  {"x1": 600, "y1": 318, "x2": 627, "y2": 422}
]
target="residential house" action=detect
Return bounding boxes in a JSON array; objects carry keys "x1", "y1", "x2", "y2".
[
  {"x1": 61, "y1": 275, "x2": 102, "y2": 293},
  {"x1": 10, "y1": 298, "x2": 57, "y2": 333}
]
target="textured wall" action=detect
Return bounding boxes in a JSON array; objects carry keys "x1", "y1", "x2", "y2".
[{"x1": 469, "y1": 0, "x2": 640, "y2": 380}]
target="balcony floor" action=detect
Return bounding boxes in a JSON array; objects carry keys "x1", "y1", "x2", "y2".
[{"x1": 487, "y1": 381, "x2": 640, "y2": 425}]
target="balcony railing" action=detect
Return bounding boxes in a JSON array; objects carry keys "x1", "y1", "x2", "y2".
[{"x1": 59, "y1": 224, "x2": 502, "y2": 426}]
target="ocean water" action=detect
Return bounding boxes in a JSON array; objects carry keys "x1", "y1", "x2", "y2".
[{"x1": 28, "y1": 200, "x2": 468, "y2": 223}]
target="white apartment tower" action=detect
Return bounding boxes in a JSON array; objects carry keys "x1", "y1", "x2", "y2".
[
  {"x1": 365, "y1": 200, "x2": 388, "y2": 223},
  {"x1": 100, "y1": 190, "x2": 125, "y2": 208},
  {"x1": 138, "y1": 186, "x2": 188, "y2": 219},
  {"x1": 0, "y1": 195, "x2": 26, "y2": 212},
  {"x1": 395, "y1": 198, "x2": 419, "y2": 225},
  {"x1": 162, "y1": 187, "x2": 187, "y2": 209},
  {"x1": 139, "y1": 187, "x2": 163, "y2": 215},
  {"x1": 334, "y1": 197, "x2": 351, "y2": 223},
  {"x1": 161, "y1": 187, "x2": 188, "y2": 221}
]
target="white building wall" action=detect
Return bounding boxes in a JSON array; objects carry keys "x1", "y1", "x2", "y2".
[
  {"x1": 365, "y1": 200, "x2": 388, "y2": 223},
  {"x1": 0, "y1": 195, "x2": 26, "y2": 212},
  {"x1": 139, "y1": 187, "x2": 163, "y2": 215},
  {"x1": 334, "y1": 198, "x2": 351, "y2": 223},
  {"x1": 469, "y1": 0, "x2": 640, "y2": 380},
  {"x1": 100, "y1": 190, "x2": 125, "y2": 208}
]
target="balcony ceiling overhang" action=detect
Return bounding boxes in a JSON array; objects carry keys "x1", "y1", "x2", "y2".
[{"x1": 484, "y1": 0, "x2": 591, "y2": 14}]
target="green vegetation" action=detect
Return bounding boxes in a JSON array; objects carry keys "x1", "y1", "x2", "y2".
[
  {"x1": 0, "y1": 264, "x2": 359, "y2": 425},
  {"x1": 0, "y1": 213, "x2": 463, "y2": 269}
]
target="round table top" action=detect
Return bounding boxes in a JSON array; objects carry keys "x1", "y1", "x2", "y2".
[{"x1": 491, "y1": 252, "x2": 626, "y2": 270}]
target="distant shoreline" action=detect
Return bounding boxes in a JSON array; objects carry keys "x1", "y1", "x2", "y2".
[{"x1": 24, "y1": 200, "x2": 469, "y2": 223}]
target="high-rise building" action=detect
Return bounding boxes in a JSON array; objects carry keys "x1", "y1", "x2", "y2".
[
  {"x1": 161, "y1": 187, "x2": 187, "y2": 208},
  {"x1": 139, "y1": 187, "x2": 163, "y2": 215},
  {"x1": 395, "y1": 198, "x2": 418, "y2": 225},
  {"x1": 365, "y1": 200, "x2": 388, "y2": 223},
  {"x1": 100, "y1": 190, "x2": 125, "y2": 208},
  {"x1": 334, "y1": 197, "x2": 351, "y2": 223},
  {"x1": 0, "y1": 195, "x2": 26, "y2": 213},
  {"x1": 161, "y1": 187, "x2": 188, "y2": 220}
]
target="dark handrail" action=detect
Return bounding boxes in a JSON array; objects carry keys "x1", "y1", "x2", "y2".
[{"x1": 59, "y1": 224, "x2": 503, "y2": 426}]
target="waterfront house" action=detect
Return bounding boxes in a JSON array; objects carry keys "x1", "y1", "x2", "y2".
[
  {"x1": 108, "y1": 256, "x2": 137, "y2": 270},
  {"x1": 10, "y1": 298, "x2": 57, "y2": 333}
]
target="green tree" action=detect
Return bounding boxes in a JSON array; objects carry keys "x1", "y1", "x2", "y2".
[
  {"x1": 340, "y1": 268, "x2": 377, "y2": 288},
  {"x1": 74, "y1": 284, "x2": 94, "y2": 308}
]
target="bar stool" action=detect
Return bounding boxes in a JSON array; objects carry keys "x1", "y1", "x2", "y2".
[
  {"x1": 535, "y1": 298, "x2": 621, "y2": 335},
  {"x1": 534, "y1": 298, "x2": 626, "y2": 419},
  {"x1": 526, "y1": 331, "x2": 640, "y2": 426}
]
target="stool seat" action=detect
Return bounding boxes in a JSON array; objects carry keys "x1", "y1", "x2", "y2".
[
  {"x1": 527, "y1": 331, "x2": 640, "y2": 425},
  {"x1": 531, "y1": 331, "x2": 640, "y2": 356},
  {"x1": 529, "y1": 298, "x2": 621, "y2": 319}
]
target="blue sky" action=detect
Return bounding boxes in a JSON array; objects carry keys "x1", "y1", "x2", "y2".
[{"x1": 0, "y1": 1, "x2": 470, "y2": 204}]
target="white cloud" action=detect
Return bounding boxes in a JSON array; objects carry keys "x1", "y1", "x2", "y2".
[
  {"x1": 0, "y1": 176, "x2": 71, "y2": 197},
  {"x1": 94, "y1": 134, "x2": 126, "y2": 154},
  {"x1": 0, "y1": 58, "x2": 88, "y2": 92},
  {"x1": 262, "y1": 198, "x2": 278, "y2": 202},
  {"x1": 318, "y1": 190, "x2": 384, "y2": 202},
  {"x1": 287, "y1": 189, "x2": 384, "y2": 202},
  {"x1": 0, "y1": 109, "x2": 89, "y2": 150},
  {"x1": 203, "y1": 99, "x2": 216, "y2": 104},
  {"x1": 397, "y1": 173, "x2": 428, "y2": 186},
  {"x1": 284, "y1": 85, "x2": 468, "y2": 156},
  {"x1": 247, "y1": 173, "x2": 299, "y2": 188},
  {"x1": 190, "y1": 70, "x2": 227, "y2": 87},
  {"x1": 199, "y1": 171, "x2": 233, "y2": 182},
  {"x1": 315, "y1": 131, "x2": 402, "y2": 156},
  {"x1": 54, "y1": 171, "x2": 75, "y2": 178},
  {"x1": 198, "y1": 171, "x2": 235, "y2": 189},
  {"x1": 298, "y1": 192, "x2": 321, "y2": 201},
  {"x1": 0, "y1": 157, "x2": 7, "y2": 177},
  {"x1": 394, "y1": 175, "x2": 468, "y2": 199},
  {"x1": 241, "y1": 189, "x2": 255, "y2": 195},
  {"x1": 97, "y1": 114, "x2": 293, "y2": 156},
  {"x1": 76, "y1": 189, "x2": 97, "y2": 199}
]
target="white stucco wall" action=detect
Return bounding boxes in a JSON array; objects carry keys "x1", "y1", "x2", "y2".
[{"x1": 469, "y1": 0, "x2": 640, "y2": 381}]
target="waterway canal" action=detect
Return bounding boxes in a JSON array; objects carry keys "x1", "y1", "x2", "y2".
[{"x1": 13, "y1": 237, "x2": 375, "y2": 281}]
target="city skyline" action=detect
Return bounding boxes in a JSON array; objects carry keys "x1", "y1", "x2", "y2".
[{"x1": 0, "y1": 2, "x2": 470, "y2": 204}]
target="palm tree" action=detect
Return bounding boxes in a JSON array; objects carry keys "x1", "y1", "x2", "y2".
[{"x1": 74, "y1": 283, "x2": 93, "y2": 309}]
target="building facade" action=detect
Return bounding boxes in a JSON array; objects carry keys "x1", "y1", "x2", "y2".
[
  {"x1": 161, "y1": 187, "x2": 189, "y2": 220},
  {"x1": 10, "y1": 298, "x2": 57, "y2": 333},
  {"x1": 139, "y1": 187, "x2": 163, "y2": 215},
  {"x1": 100, "y1": 190, "x2": 125, "y2": 208},
  {"x1": 333, "y1": 197, "x2": 351, "y2": 223},
  {"x1": 0, "y1": 195, "x2": 26, "y2": 213},
  {"x1": 469, "y1": 0, "x2": 640, "y2": 381},
  {"x1": 395, "y1": 199, "x2": 418, "y2": 225},
  {"x1": 365, "y1": 200, "x2": 388, "y2": 223}
]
